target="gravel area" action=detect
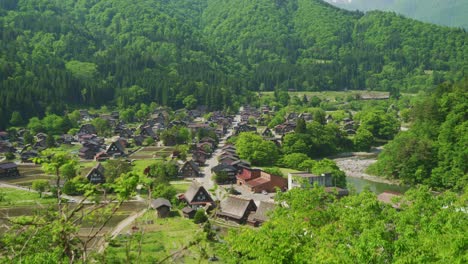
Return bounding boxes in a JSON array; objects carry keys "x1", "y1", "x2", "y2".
[{"x1": 334, "y1": 156, "x2": 399, "y2": 185}]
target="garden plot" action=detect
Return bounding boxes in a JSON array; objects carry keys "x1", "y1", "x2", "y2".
[{"x1": 129, "y1": 146, "x2": 174, "y2": 160}]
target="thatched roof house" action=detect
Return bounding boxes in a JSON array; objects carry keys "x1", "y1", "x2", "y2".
[
  {"x1": 151, "y1": 198, "x2": 172, "y2": 218},
  {"x1": 217, "y1": 196, "x2": 257, "y2": 224}
]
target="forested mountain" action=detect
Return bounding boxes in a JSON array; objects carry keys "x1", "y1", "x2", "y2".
[
  {"x1": 1, "y1": 0, "x2": 467, "y2": 128},
  {"x1": 370, "y1": 79, "x2": 467, "y2": 191},
  {"x1": 325, "y1": 0, "x2": 468, "y2": 29}
]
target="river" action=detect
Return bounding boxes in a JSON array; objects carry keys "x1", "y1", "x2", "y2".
[
  {"x1": 335, "y1": 155, "x2": 409, "y2": 194},
  {"x1": 346, "y1": 177, "x2": 409, "y2": 194}
]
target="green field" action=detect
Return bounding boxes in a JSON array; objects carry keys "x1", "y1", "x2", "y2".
[
  {"x1": 105, "y1": 211, "x2": 221, "y2": 263},
  {"x1": 129, "y1": 146, "x2": 174, "y2": 160},
  {"x1": 0, "y1": 187, "x2": 55, "y2": 206},
  {"x1": 170, "y1": 181, "x2": 192, "y2": 194},
  {"x1": 260, "y1": 90, "x2": 392, "y2": 101},
  {"x1": 260, "y1": 166, "x2": 301, "y2": 177}
]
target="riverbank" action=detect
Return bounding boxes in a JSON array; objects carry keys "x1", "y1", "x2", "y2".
[{"x1": 334, "y1": 155, "x2": 403, "y2": 186}]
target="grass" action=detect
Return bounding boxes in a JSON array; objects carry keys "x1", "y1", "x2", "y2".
[
  {"x1": 131, "y1": 159, "x2": 164, "y2": 174},
  {"x1": 129, "y1": 146, "x2": 175, "y2": 160},
  {"x1": 0, "y1": 187, "x2": 56, "y2": 207},
  {"x1": 260, "y1": 166, "x2": 301, "y2": 176},
  {"x1": 105, "y1": 211, "x2": 222, "y2": 263},
  {"x1": 78, "y1": 160, "x2": 98, "y2": 176},
  {"x1": 170, "y1": 181, "x2": 192, "y2": 194}
]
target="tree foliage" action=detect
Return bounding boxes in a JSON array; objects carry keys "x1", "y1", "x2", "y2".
[
  {"x1": 0, "y1": 0, "x2": 466, "y2": 128},
  {"x1": 221, "y1": 186, "x2": 468, "y2": 263},
  {"x1": 236, "y1": 132, "x2": 279, "y2": 166},
  {"x1": 371, "y1": 80, "x2": 467, "y2": 190}
]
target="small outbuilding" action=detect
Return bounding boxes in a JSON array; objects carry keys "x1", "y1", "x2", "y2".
[
  {"x1": 182, "y1": 206, "x2": 196, "y2": 219},
  {"x1": 151, "y1": 198, "x2": 172, "y2": 218}
]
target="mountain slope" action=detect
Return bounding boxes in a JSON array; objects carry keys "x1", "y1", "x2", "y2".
[
  {"x1": 325, "y1": 0, "x2": 468, "y2": 29},
  {"x1": 0, "y1": 0, "x2": 466, "y2": 127}
]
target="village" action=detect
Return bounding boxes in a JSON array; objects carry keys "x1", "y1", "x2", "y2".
[{"x1": 0, "y1": 94, "x2": 403, "y2": 261}]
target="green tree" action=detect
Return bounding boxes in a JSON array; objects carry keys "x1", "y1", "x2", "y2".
[
  {"x1": 214, "y1": 171, "x2": 229, "y2": 184},
  {"x1": 32, "y1": 179, "x2": 50, "y2": 198},
  {"x1": 59, "y1": 161, "x2": 78, "y2": 180},
  {"x1": 46, "y1": 134, "x2": 56, "y2": 148},
  {"x1": 357, "y1": 110, "x2": 400, "y2": 140},
  {"x1": 353, "y1": 127, "x2": 374, "y2": 151},
  {"x1": 27, "y1": 117, "x2": 44, "y2": 134},
  {"x1": 104, "y1": 159, "x2": 132, "y2": 183},
  {"x1": 236, "y1": 132, "x2": 279, "y2": 166},
  {"x1": 147, "y1": 160, "x2": 178, "y2": 184},
  {"x1": 279, "y1": 153, "x2": 310, "y2": 169},
  {"x1": 295, "y1": 117, "x2": 306, "y2": 133},
  {"x1": 10, "y1": 111, "x2": 24, "y2": 126},
  {"x1": 183, "y1": 95, "x2": 198, "y2": 110},
  {"x1": 194, "y1": 209, "x2": 208, "y2": 224},
  {"x1": 91, "y1": 118, "x2": 111, "y2": 136},
  {"x1": 23, "y1": 131, "x2": 34, "y2": 145},
  {"x1": 152, "y1": 183, "x2": 177, "y2": 201}
]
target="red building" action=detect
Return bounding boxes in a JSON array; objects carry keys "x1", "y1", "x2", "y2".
[{"x1": 236, "y1": 167, "x2": 287, "y2": 193}]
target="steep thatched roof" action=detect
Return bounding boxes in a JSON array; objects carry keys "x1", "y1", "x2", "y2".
[
  {"x1": 248, "y1": 201, "x2": 275, "y2": 222},
  {"x1": 151, "y1": 198, "x2": 172, "y2": 209},
  {"x1": 183, "y1": 181, "x2": 212, "y2": 204},
  {"x1": 218, "y1": 196, "x2": 257, "y2": 220}
]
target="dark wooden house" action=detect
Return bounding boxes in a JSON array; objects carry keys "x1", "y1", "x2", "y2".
[
  {"x1": 234, "y1": 124, "x2": 257, "y2": 135},
  {"x1": 140, "y1": 126, "x2": 158, "y2": 140},
  {"x1": 106, "y1": 140, "x2": 126, "y2": 157},
  {"x1": 79, "y1": 147, "x2": 99, "y2": 160},
  {"x1": 85, "y1": 163, "x2": 106, "y2": 184},
  {"x1": 178, "y1": 161, "x2": 200, "y2": 178},
  {"x1": 20, "y1": 150, "x2": 38, "y2": 163},
  {"x1": 211, "y1": 164, "x2": 238, "y2": 184},
  {"x1": 182, "y1": 206, "x2": 196, "y2": 219},
  {"x1": 179, "y1": 181, "x2": 213, "y2": 209},
  {"x1": 0, "y1": 162, "x2": 20, "y2": 178},
  {"x1": 151, "y1": 198, "x2": 172, "y2": 218},
  {"x1": 79, "y1": 124, "x2": 97, "y2": 135}
]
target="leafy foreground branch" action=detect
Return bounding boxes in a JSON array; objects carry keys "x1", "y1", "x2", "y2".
[
  {"x1": 220, "y1": 186, "x2": 468, "y2": 263},
  {"x1": 0, "y1": 152, "x2": 140, "y2": 263}
]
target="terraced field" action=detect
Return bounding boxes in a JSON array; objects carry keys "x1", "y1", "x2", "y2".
[
  {"x1": 1, "y1": 164, "x2": 51, "y2": 187},
  {"x1": 129, "y1": 146, "x2": 174, "y2": 160}
]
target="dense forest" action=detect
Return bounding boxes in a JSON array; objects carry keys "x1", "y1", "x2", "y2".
[
  {"x1": 325, "y1": 0, "x2": 468, "y2": 29},
  {"x1": 0, "y1": 0, "x2": 467, "y2": 128},
  {"x1": 370, "y1": 79, "x2": 467, "y2": 191}
]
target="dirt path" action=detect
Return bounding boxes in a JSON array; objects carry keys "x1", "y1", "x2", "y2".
[
  {"x1": 109, "y1": 209, "x2": 147, "y2": 239},
  {"x1": 97, "y1": 208, "x2": 147, "y2": 253}
]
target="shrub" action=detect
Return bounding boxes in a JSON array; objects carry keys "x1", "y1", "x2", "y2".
[{"x1": 194, "y1": 209, "x2": 208, "y2": 224}]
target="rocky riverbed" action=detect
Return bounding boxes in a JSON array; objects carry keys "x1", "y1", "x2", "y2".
[{"x1": 334, "y1": 155, "x2": 401, "y2": 186}]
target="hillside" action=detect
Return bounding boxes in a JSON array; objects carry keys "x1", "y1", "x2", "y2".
[
  {"x1": 0, "y1": 0, "x2": 467, "y2": 128},
  {"x1": 325, "y1": 0, "x2": 468, "y2": 29}
]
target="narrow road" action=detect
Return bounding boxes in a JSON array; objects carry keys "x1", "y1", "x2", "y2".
[
  {"x1": 98, "y1": 208, "x2": 148, "y2": 253},
  {"x1": 197, "y1": 113, "x2": 240, "y2": 200}
]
